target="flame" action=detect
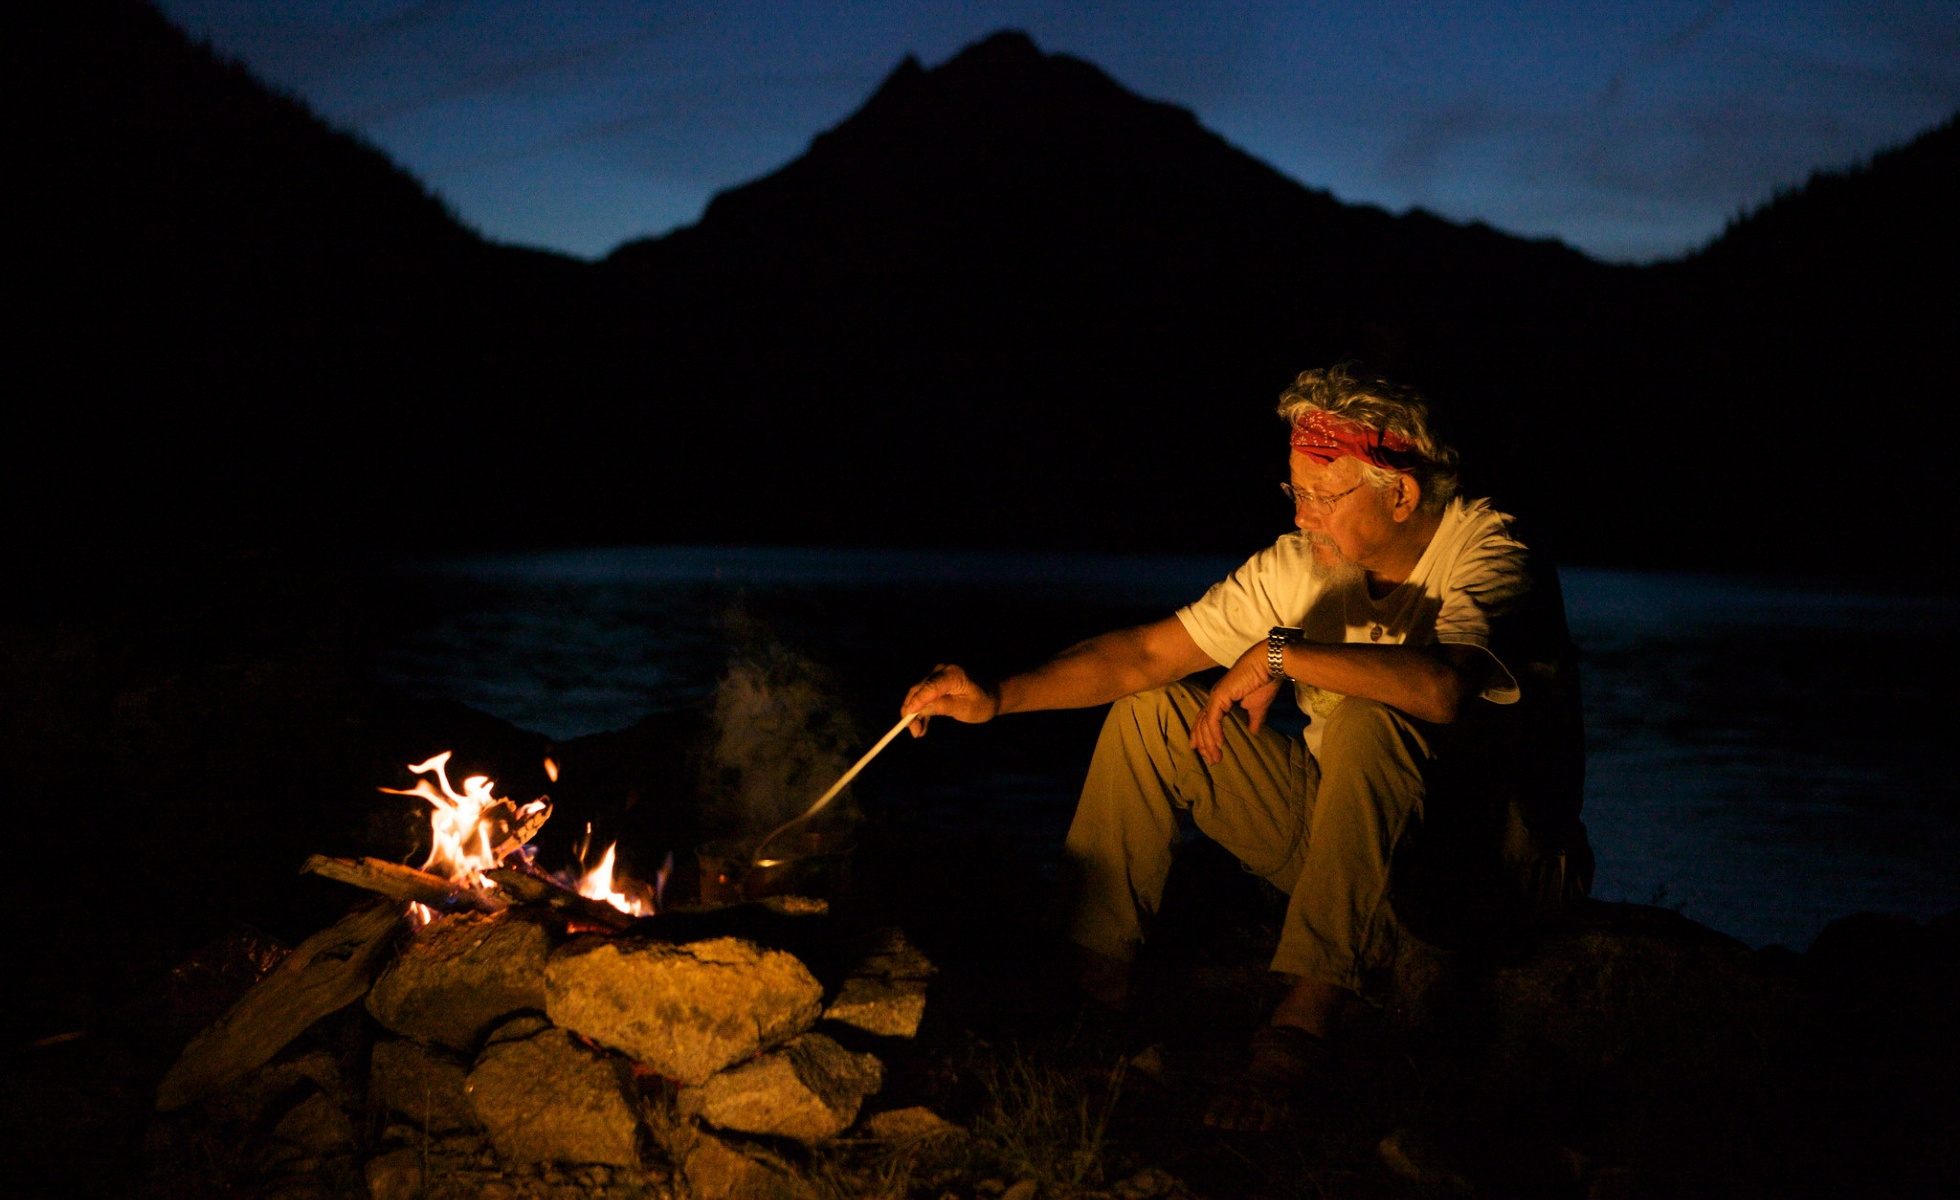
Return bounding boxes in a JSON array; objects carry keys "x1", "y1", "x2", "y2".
[
  {"x1": 569, "y1": 823, "x2": 655, "y2": 917},
  {"x1": 543, "y1": 755, "x2": 559, "y2": 783},
  {"x1": 380, "y1": 752, "x2": 516, "y2": 889},
  {"x1": 380, "y1": 751, "x2": 654, "y2": 922}
]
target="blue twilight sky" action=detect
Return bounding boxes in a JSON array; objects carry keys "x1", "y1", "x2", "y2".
[{"x1": 154, "y1": 0, "x2": 1958, "y2": 264}]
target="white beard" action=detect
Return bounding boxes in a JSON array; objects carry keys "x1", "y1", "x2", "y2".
[{"x1": 1307, "y1": 537, "x2": 1365, "y2": 591}]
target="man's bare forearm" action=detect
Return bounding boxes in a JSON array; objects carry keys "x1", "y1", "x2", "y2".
[
  {"x1": 1278, "y1": 640, "x2": 1479, "y2": 725},
  {"x1": 997, "y1": 617, "x2": 1213, "y2": 716}
]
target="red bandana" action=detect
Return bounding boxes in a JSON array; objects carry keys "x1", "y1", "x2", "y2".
[{"x1": 1289, "y1": 409, "x2": 1415, "y2": 469}]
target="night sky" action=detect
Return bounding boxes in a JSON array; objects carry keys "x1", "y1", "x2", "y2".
[{"x1": 153, "y1": 0, "x2": 1958, "y2": 264}]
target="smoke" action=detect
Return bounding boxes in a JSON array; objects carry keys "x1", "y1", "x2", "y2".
[{"x1": 699, "y1": 616, "x2": 863, "y2": 841}]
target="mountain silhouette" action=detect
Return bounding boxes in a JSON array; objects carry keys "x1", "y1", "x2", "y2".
[
  {"x1": 14, "y1": 6, "x2": 1955, "y2": 588},
  {"x1": 603, "y1": 30, "x2": 1628, "y2": 557},
  {"x1": 14, "y1": 0, "x2": 606, "y2": 570}
]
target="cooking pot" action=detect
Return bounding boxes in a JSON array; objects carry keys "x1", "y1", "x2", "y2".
[{"x1": 695, "y1": 827, "x2": 855, "y2": 905}]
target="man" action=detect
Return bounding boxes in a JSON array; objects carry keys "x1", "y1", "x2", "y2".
[{"x1": 902, "y1": 364, "x2": 1589, "y2": 1131}]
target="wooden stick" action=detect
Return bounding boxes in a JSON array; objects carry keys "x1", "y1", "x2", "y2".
[
  {"x1": 156, "y1": 902, "x2": 404, "y2": 1111},
  {"x1": 301, "y1": 855, "x2": 503, "y2": 914},
  {"x1": 753, "y1": 711, "x2": 919, "y2": 866},
  {"x1": 481, "y1": 868, "x2": 635, "y2": 932}
]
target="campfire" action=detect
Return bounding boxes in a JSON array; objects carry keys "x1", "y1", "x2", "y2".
[
  {"x1": 152, "y1": 750, "x2": 938, "y2": 1198},
  {"x1": 302, "y1": 750, "x2": 662, "y2": 932}
]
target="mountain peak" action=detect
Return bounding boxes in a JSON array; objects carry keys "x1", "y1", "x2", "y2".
[
  {"x1": 945, "y1": 28, "x2": 1043, "y2": 69},
  {"x1": 847, "y1": 26, "x2": 1163, "y2": 130}
]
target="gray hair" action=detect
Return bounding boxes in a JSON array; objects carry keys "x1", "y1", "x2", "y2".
[{"x1": 1277, "y1": 364, "x2": 1461, "y2": 513}]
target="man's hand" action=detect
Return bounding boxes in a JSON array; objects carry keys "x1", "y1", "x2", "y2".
[
  {"x1": 902, "y1": 664, "x2": 1001, "y2": 737},
  {"x1": 1191, "y1": 642, "x2": 1283, "y2": 764}
]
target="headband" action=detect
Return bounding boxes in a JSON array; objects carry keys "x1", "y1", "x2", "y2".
[{"x1": 1289, "y1": 409, "x2": 1415, "y2": 469}]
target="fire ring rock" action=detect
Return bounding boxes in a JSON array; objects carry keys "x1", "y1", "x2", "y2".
[
  {"x1": 689, "y1": 1031, "x2": 884, "y2": 1141},
  {"x1": 365, "y1": 909, "x2": 553, "y2": 1051},
  {"x1": 823, "y1": 926, "x2": 936, "y2": 1038},
  {"x1": 545, "y1": 935, "x2": 823, "y2": 1085},
  {"x1": 466, "y1": 1025, "x2": 643, "y2": 1167},
  {"x1": 369, "y1": 1039, "x2": 476, "y2": 1134}
]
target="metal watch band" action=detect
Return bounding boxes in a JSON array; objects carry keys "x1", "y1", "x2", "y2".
[{"x1": 1266, "y1": 627, "x2": 1295, "y2": 681}]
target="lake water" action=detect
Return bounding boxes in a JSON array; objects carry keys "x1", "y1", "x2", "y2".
[{"x1": 372, "y1": 545, "x2": 1956, "y2": 952}]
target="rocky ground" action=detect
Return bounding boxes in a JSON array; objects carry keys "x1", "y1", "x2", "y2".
[{"x1": 4, "y1": 551, "x2": 1955, "y2": 1199}]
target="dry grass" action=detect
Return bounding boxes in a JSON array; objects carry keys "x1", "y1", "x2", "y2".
[
  {"x1": 971, "y1": 1050, "x2": 1128, "y2": 1191},
  {"x1": 808, "y1": 1043, "x2": 1131, "y2": 1199}
]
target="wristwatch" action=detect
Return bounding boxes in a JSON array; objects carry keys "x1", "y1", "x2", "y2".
[{"x1": 1266, "y1": 626, "x2": 1301, "y2": 681}]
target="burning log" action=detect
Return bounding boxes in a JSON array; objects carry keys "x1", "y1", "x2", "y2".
[
  {"x1": 483, "y1": 867, "x2": 635, "y2": 932},
  {"x1": 156, "y1": 902, "x2": 404, "y2": 1111},
  {"x1": 301, "y1": 854, "x2": 503, "y2": 913}
]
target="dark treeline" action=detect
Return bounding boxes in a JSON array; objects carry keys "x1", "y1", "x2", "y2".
[{"x1": 13, "y1": 4, "x2": 1957, "y2": 596}]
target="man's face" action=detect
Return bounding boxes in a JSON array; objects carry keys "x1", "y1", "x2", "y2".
[{"x1": 1287, "y1": 450, "x2": 1400, "y2": 574}]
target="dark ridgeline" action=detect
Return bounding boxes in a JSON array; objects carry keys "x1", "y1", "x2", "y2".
[
  {"x1": 12, "y1": 0, "x2": 614, "y2": 580},
  {"x1": 1647, "y1": 114, "x2": 1959, "y2": 570},
  {"x1": 600, "y1": 31, "x2": 1622, "y2": 558},
  {"x1": 13, "y1": 4, "x2": 1958, "y2": 584}
]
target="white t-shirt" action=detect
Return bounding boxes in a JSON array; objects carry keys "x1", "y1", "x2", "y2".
[{"x1": 1175, "y1": 496, "x2": 1539, "y2": 757}]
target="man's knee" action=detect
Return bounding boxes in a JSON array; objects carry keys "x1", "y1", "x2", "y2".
[
  {"x1": 1317, "y1": 698, "x2": 1428, "y2": 773},
  {"x1": 1110, "y1": 681, "x2": 1203, "y2": 724},
  {"x1": 1098, "y1": 683, "x2": 1206, "y2": 753}
]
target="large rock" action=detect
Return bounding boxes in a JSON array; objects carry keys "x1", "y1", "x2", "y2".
[
  {"x1": 1379, "y1": 904, "x2": 1960, "y2": 1195},
  {"x1": 823, "y1": 926, "x2": 935, "y2": 1038},
  {"x1": 679, "y1": 1133, "x2": 816, "y2": 1200},
  {"x1": 465, "y1": 1024, "x2": 642, "y2": 1167},
  {"x1": 369, "y1": 1039, "x2": 476, "y2": 1133},
  {"x1": 544, "y1": 935, "x2": 822, "y2": 1085},
  {"x1": 1478, "y1": 902, "x2": 1791, "y2": 1086},
  {"x1": 687, "y1": 1032, "x2": 883, "y2": 1141},
  {"x1": 366, "y1": 909, "x2": 554, "y2": 1051},
  {"x1": 643, "y1": 1104, "x2": 815, "y2": 1200},
  {"x1": 859, "y1": 1105, "x2": 967, "y2": 1144},
  {"x1": 824, "y1": 974, "x2": 930, "y2": 1038}
]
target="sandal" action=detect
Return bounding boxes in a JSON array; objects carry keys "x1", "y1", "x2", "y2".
[{"x1": 1202, "y1": 1024, "x2": 1334, "y2": 1132}]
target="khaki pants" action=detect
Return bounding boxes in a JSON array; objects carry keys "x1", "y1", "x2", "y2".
[{"x1": 1063, "y1": 682, "x2": 1461, "y2": 994}]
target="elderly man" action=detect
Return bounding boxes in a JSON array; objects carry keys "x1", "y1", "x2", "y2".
[{"x1": 902, "y1": 364, "x2": 1589, "y2": 1130}]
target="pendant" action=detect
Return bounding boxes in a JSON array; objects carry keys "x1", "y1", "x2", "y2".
[{"x1": 1370, "y1": 624, "x2": 1384, "y2": 642}]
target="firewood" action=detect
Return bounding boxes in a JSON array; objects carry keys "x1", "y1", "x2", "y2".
[
  {"x1": 156, "y1": 902, "x2": 404, "y2": 1111},
  {"x1": 481, "y1": 868, "x2": 635, "y2": 932},
  {"x1": 494, "y1": 797, "x2": 552, "y2": 858},
  {"x1": 300, "y1": 855, "x2": 503, "y2": 914}
]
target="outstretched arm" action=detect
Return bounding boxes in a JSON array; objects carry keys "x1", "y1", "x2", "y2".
[{"x1": 903, "y1": 615, "x2": 1215, "y2": 736}]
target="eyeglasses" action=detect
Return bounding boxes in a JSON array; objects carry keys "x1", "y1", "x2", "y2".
[{"x1": 1280, "y1": 481, "x2": 1363, "y2": 513}]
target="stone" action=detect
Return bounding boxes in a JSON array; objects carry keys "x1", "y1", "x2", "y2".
[
  {"x1": 366, "y1": 909, "x2": 554, "y2": 1051},
  {"x1": 823, "y1": 926, "x2": 935, "y2": 1037},
  {"x1": 1477, "y1": 902, "x2": 1789, "y2": 1089},
  {"x1": 667, "y1": 1125, "x2": 815, "y2": 1200},
  {"x1": 853, "y1": 927, "x2": 936, "y2": 981},
  {"x1": 823, "y1": 974, "x2": 929, "y2": 1038},
  {"x1": 269, "y1": 1089, "x2": 357, "y2": 1157},
  {"x1": 364, "y1": 1147, "x2": 425, "y2": 1200},
  {"x1": 859, "y1": 1105, "x2": 966, "y2": 1143},
  {"x1": 544, "y1": 935, "x2": 822, "y2": 1085},
  {"x1": 688, "y1": 1032, "x2": 883, "y2": 1141},
  {"x1": 1110, "y1": 1166, "x2": 1192, "y2": 1199},
  {"x1": 370, "y1": 1039, "x2": 476, "y2": 1133},
  {"x1": 465, "y1": 1026, "x2": 642, "y2": 1167},
  {"x1": 207, "y1": 1049, "x2": 344, "y2": 1126},
  {"x1": 484, "y1": 1013, "x2": 553, "y2": 1045}
]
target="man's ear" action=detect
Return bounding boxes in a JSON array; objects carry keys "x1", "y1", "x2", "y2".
[{"x1": 1393, "y1": 473, "x2": 1421, "y2": 521}]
